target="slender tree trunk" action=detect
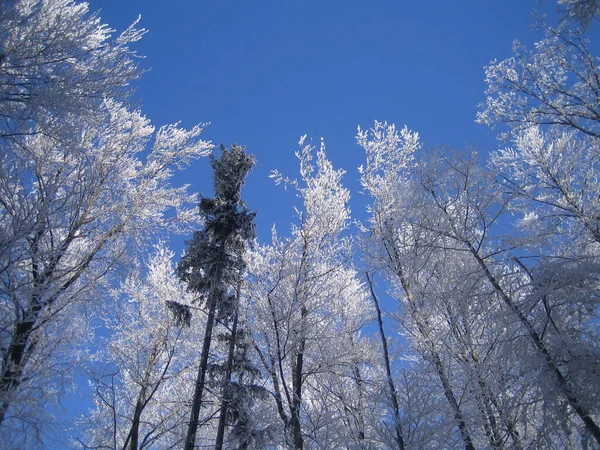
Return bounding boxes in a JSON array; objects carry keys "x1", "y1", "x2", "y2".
[
  {"x1": 352, "y1": 363, "x2": 367, "y2": 447},
  {"x1": 471, "y1": 378, "x2": 500, "y2": 449},
  {"x1": 183, "y1": 296, "x2": 216, "y2": 450},
  {"x1": 0, "y1": 303, "x2": 41, "y2": 425},
  {"x1": 254, "y1": 341, "x2": 291, "y2": 428},
  {"x1": 447, "y1": 312, "x2": 509, "y2": 450},
  {"x1": 254, "y1": 294, "x2": 293, "y2": 434},
  {"x1": 427, "y1": 351, "x2": 475, "y2": 450},
  {"x1": 122, "y1": 344, "x2": 161, "y2": 450},
  {"x1": 215, "y1": 283, "x2": 241, "y2": 450},
  {"x1": 128, "y1": 397, "x2": 144, "y2": 450},
  {"x1": 183, "y1": 295, "x2": 216, "y2": 450},
  {"x1": 366, "y1": 273, "x2": 406, "y2": 450},
  {"x1": 470, "y1": 350, "x2": 522, "y2": 450},
  {"x1": 183, "y1": 263, "x2": 223, "y2": 450},
  {"x1": 291, "y1": 306, "x2": 307, "y2": 450}
]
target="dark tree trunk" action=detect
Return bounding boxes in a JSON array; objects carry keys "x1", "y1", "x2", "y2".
[
  {"x1": 0, "y1": 303, "x2": 42, "y2": 424},
  {"x1": 290, "y1": 305, "x2": 307, "y2": 450},
  {"x1": 215, "y1": 285, "x2": 241, "y2": 450},
  {"x1": 366, "y1": 273, "x2": 406, "y2": 450},
  {"x1": 128, "y1": 397, "x2": 144, "y2": 450},
  {"x1": 183, "y1": 265, "x2": 220, "y2": 450}
]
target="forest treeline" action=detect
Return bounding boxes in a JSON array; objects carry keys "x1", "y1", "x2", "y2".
[{"x1": 1, "y1": 0, "x2": 600, "y2": 448}]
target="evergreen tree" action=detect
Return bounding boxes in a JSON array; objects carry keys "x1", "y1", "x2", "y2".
[{"x1": 177, "y1": 145, "x2": 256, "y2": 450}]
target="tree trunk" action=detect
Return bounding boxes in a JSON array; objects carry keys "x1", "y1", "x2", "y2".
[
  {"x1": 290, "y1": 305, "x2": 307, "y2": 450},
  {"x1": 121, "y1": 343, "x2": 163, "y2": 450},
  {"x1": 128, "y1": 398, "x2": 144, "y2": 450},
  {"x1": 418, "y1": 339, "x2": 475, "y2": 450},
  {"x1": 215, "y1": 284, "x2": 241, "y2": 450},
  {"x1": 183, "y1": 263, "x2": 223, "y2": 450},
  {"x1": 470, "y1": 350, "x2": 522, "y2": 450},
  {"x1": 366, "y1": 273, "x2": 406, "y2": 450},
  {"x1": 0, "y1": 304, "x2": 41, "y2": 424},
  {"x1": 351, "y1": 363, "x2": 367, "y2": 447},
  {"x1": 183, "y1": 295, "x2": 216, "y2": 450},
  {"x1": 447, "y1": 311, "x2": 513, "y2": 450}
]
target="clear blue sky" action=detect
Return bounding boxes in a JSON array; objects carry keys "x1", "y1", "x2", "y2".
[{"x1": 87, "y1": 0, "x2": 562, "y2": 247}]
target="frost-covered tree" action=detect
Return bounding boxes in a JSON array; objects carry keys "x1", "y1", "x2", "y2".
[
  {"x1": 177, "y1": 144, "x2": 256, "y2": 450},
  {"x1": 357, "y1": 122, "x2": 594, "y2": 448},
  {"x1": 0, "y1": 99, "x2": 211, "y2": 444},
  {"x1": 420, "y1": 149, "x2": 600, "y2": 447},
  {"x1": 358, "y1": 123, "x2": 477, "y2": 450},
  {"x1": 0, "y1": 0, "x2": 143, "y2": 141},
  {"x1": 249, "y1": 137, "x2": 374, "y2": 449},
  {"x1": 80, "y1": 246, "x2": 201, "y2": 450},
  {"x1": 0, "y1": 1, "x2": 212, "y2": 444},
  {"x1": 476, "y1": 23, "x2": 600, "y2": 140},
  {"x1": 492, "y1": 127, "x2": 600, "y2": 245},
  {"x1": 557, "y1": 0, "x2": 599, "y2": 28},
  {"x1": 479, "y1": 13, "x2": 600, "y2": 446}
]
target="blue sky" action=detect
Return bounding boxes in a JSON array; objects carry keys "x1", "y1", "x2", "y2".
[{"x1": 87, "y1": 0, "x2": 562, "y2": 248}]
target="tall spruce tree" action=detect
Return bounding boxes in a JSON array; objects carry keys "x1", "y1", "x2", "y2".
[{"x1": 177, "y1": 145, "x2": 256, "y2": 450}]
